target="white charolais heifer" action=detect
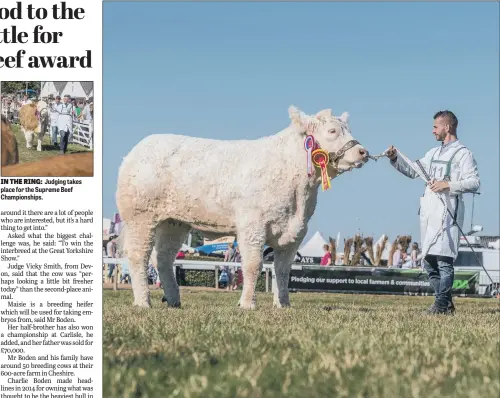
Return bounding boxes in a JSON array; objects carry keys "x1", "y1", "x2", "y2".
[{"x1": 116, "y1": 105, "x2": 369, "y2": 309}]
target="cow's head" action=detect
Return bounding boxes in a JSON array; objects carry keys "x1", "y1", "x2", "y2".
[{"x1": 289, "y1": 106, "x2": 369, "y2": 171}]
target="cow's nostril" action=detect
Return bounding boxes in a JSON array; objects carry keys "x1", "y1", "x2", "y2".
[{"x1": 359, "y1": 148, "x2": 367, "y2": 156}]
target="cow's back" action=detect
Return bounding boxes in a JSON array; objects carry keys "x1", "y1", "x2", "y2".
[
  {"x1": 116, "y1": 132, "x2": 296, "y2": 226},
  {"x1": 19, "y1": 104, "x2": 38, "y2": 131}
]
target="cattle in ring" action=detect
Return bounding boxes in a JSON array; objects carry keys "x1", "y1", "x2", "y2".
[
  {"x1": 18, "y1": 100, "x2": 50, "y2": 151},
  {"x1": 116, "y1": 105, "x2": 369, "y2": 310}
]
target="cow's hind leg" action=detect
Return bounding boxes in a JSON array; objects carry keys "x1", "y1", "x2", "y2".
[
  {"x1": 155, "y1": 220, "x2": 190, "y2": 307},
  {"x1": 273, "y1": 245, "x2": 299, "y2": 308},
  {"x1": 123, "y1": 218, "x2": 156, "y2": 308},
  {"x1": 237, "y1": 227, "x2": 266, "y2": 310}
]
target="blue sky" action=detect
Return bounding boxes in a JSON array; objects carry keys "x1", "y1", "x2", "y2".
[{"x1": 103, "y1": 2, "x2": 499, "y2": 246}]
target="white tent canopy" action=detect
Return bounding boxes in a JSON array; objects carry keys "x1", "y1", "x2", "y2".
[
  {"x1": 181, "y1": 243, "x2": 196, "y2": 253},
  {"x1": 299, "y1": 231, "x2": 329, "y2": 257}
]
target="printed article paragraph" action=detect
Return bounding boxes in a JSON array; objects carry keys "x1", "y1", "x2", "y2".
[{"x1": 1, "y1": 178, "x2": 98, "y2": 398}]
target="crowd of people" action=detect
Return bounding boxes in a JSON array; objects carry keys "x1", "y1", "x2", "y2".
[
  {"x1": 319, "y1": 241, "x2": 422, "y2": 268},
  {"x1": 391, "y1": 242, "x2": 422, "y2": 269},
  {"x1": 1, "y1": 93, "x2": 94, "y2": 154},
  {"x1": 104, "y1": 236, "x2": 424, "y2": 287},
  {"x1": 103, "y1": 237, "x2": 245, "y2": 290}
]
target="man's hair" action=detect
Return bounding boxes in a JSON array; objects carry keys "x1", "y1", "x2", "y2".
[{"x1": 434, "y1": 110, "x2": 458, "y2": 132}]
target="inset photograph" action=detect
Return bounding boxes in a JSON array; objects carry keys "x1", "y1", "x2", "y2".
[{"x1": 1, "y1": 81, "x2": 94, "y2": 177}]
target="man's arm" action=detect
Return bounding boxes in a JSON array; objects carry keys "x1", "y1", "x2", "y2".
[
  {"x1": 390, "y1": 147, "x2": 436, "y2": 179},
  {"x1": 448, "y1": 151, "x2": 480, "y2": 195}
]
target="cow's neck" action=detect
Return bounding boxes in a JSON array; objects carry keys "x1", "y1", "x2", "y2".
[{"x1": 280, "y1": 128, "x2": 340, "y2": 193}]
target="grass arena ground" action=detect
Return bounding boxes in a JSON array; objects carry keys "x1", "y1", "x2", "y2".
[
  {"x1": 10, "y1": 123, "x2": 91, "y2": 163},
  {"x1": 103, "y1": 287, "x2": 499, "y2": 398}
]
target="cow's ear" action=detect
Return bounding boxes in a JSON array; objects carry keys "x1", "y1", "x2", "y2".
[
  {"x1": 289, "y1": 105, "x2": 316, "y2": 133},
  {"x1": 315, "y1": 109, "x2": 332, "y2": 119},
  {"x1": 339, "y1": 112, "x2": 349, "y2": 123}
]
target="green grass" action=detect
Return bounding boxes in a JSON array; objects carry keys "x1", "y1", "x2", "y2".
[
  {"x1": 103, "y1": 290, "x2": 499, "y2": 398},
  {"x1": 11, "y1": 123, "x2": 91, "y2": 164}
]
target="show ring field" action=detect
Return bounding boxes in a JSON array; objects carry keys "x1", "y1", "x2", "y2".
[{"x1": 103, "y1": 289, "x2": 499, "y2": 398}]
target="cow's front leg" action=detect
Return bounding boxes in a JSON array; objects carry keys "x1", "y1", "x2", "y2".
[
  {"x1": 23, "y1": 127, "x2": 33, "y2": 149},
  {"x1": 273, "y1": 246, "x2": 299, "y2": 308},
  {"x1": 37, "y1": 130, "x2": 44, "y2": 151},
  {"x1": 236, "y1": 228, "x2": 265, "y2": 310}
]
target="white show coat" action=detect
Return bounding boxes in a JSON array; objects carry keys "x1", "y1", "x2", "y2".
[
  {"x1": 391, "y1": 140, "x2": 480, "y2": 260},
  {"x1": 49, "y1": 102, "x2": 60, "y2": 126},
  {"x1": 56, "y1": 102, "x2": 73, "y2": 132}
]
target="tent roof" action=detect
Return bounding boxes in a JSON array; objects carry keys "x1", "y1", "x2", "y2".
[
  {"x1": 299, "y1": 231, "x2": 328, "y2": 257},
  {"x1": 181, "y1": 244, "x2": 195, "y2": 253}
]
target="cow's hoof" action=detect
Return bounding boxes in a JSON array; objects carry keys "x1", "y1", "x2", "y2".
[
  {"x1": 133, "y1": 302, "x2": 151, "y2": 309},
  {"x1": 161, "y1": 296, "x2": 181, "y2": 308},
  {"x1": 239, "y1": 301, "x2": 256, "y2": 310},
  {"x1": 273, "y1": 297, "x2": 291, "y2": 309},
  {"x1": 273, "y1": 302, "x2": 291, "y2": 309}
]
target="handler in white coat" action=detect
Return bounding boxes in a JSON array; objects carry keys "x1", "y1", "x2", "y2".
[
  {"x1": 57, "y1": 95, "x2": 74, "y2": 154},
  {"x1": 386, "y1": 110, "x2": 480, "y2": 315}
]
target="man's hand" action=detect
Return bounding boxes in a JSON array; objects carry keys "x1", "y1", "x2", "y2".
[
  {"x1": 428, "y1": 179, "x2": 450, "y2": 193},
  {"x1": 386, "y1": 145, "x2": 397, "y2": 161}
]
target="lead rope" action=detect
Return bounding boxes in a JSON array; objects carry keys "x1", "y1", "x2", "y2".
[{"x1": 369, "y1": 148, "x2": 496, "y2": 288}]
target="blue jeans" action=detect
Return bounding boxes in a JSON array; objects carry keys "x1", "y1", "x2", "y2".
[
  {"x1": 51, "y1": 126, "x2": 59, "y2": 145},
  {"x1": 423, "y1": 255, "x2": 454, "y2": 309},
  {"x1": 107, "y1": 264, "x2": 115, "y2": 279}
]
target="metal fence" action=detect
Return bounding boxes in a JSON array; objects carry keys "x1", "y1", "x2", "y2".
[{"x1": 70, "y1": 122, "x2": 93, "y2": 149}]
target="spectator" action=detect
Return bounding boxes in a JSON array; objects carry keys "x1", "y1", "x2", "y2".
[
  {"x1": 176, "y1": 250, "x2": 185, "y2": 260},
  {"x1": 392, "y1": 245, "x2": 403, "y2": 268},
  {"x1": 224, "y1": 242, "x2": 236, "y2": 262},
  {"x1": 230, "y1": 266, "x2": 243, "y2": 291},
  {"x1": 401, "y1": 252, "x2": 413, "y2": 268},
  {"x1": 120, "y1": 260, "x2": 131, "y2": 284},
  {"x1": 219, "y1": 266, "x2": 229, "y2": 289},
  {"x1": 320, "y1": 244, "x2": 332, "y2": 266},
  {"x1": 411, "y1": 242, "x2": 420, "y2": 268},
  {"x1": 81, "y1": 101, "x2": 93, "y2": 125},
  {"x1": 233, "y1": 246, "x2": 241, "y2": 263},
  {"x1": 147, "y1": 263, "x2": 158, "y2": 285},
  {"x1": 21, "y1": 94, "x2": 31, "y2": 106},
  {"x1": 106, "y1": 235, "x2": 117, "y2": 282},
  {"x1": 73, "y1": 101, "x2": 83, "y2": 120}
]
